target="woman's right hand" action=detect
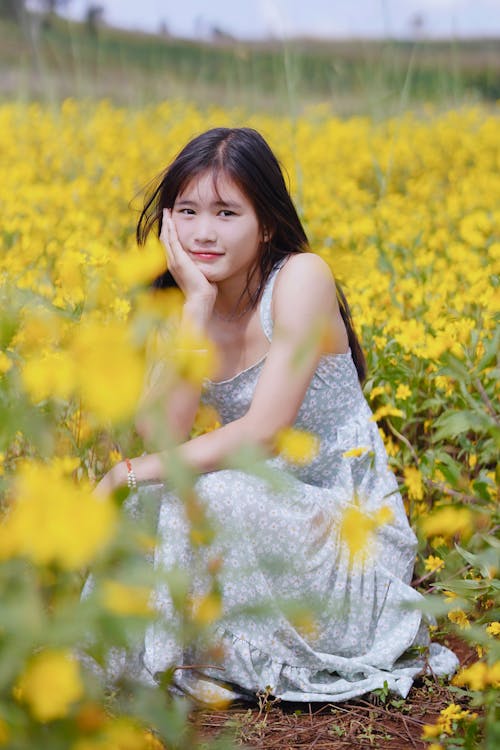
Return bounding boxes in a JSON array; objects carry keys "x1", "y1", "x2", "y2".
[{"x1": 160, "y1": 209, "x2": 217, "y2": 318}]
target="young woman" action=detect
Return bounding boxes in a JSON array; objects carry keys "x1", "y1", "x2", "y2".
[{"x1": 96, "y1": 127, "x2": 457, "y2": 702}]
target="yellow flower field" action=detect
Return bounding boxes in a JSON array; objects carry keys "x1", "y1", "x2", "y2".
[{"x1": 0, "y1": 100, "x2": 499, "y2": 748}]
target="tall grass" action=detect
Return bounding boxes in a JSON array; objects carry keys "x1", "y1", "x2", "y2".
[{"x1": 1, "y1": 14, "x2": 499, "y2": 115}]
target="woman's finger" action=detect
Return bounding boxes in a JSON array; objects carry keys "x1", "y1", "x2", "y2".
[{"x1": 160, "y1": 209, "x2": 178, "y2": 269}]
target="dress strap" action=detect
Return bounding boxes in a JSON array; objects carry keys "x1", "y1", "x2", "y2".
[{"x1": 259, "y1": 258, "x2": 288, "y2": 341}]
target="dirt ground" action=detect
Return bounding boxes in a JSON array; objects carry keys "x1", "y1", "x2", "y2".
[{"x1": 192, "y1": 634, "x2": 477, "y2": 749}]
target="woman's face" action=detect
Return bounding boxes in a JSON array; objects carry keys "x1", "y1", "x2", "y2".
[{"x1": 172, "y1": 171, "x2": 263, "y2": 287}]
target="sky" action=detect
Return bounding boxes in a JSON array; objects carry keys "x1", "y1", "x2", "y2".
[{"x1": 57, "y1": 0, "x2": 500, "y2": 39}]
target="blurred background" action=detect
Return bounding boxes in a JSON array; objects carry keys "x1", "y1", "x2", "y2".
[{"x1": 1, "y1": 0, "x2": 499, "y2": 115}]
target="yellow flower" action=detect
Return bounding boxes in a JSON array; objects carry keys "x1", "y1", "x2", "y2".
[
  {"x1": 395, "y1": 383, "x2": 411, "y2": 400},
  {"x1": 72, "y1": 319, "x2": 145, "y2": 423},
  {"x1": 15, "y1": 650, "x2": 83, "y2": 722},
  {"x1": 422, "y1": 723, "x2": 441, "y2": 739},
  {"x1": 403, "y1": 466, "x2": 424, "y2": 501},
  {"x1": 291, "y1": 611, "x2": 320, "y2": 641},
  {"x1": 369, "y1": 385, "x2": 386, "y2": 400},
  {"x1": 191, "y1": 592, "x2": 222, "y2": 625},
  {"x1": 73, "y1": 718, "x2": 155, "y2": 750},
  {"x1": 0, "y1": 351, "x2": 12, "y2": 375},
  {"x1": 1, "y1": 462, "x2": 116, "y2": 569},
  {"x1": 114, "y1": 242, "x2": 166, "y2": 289},
  {"x1": 486, "y1": 621, "x2": 500, "y2": 637},
  {"x1": 275, "y1": 428, "x2": 320, "y2": 465},
  {"x1": 22, "y1": 348, "x2": 78, "y2": 403},
  {"x1": 339, "y1": 498, "x2": 393, "y2": 564},
  {"x1": 488, "y1": 661, "x2": 500, "y2": 687},
  {"x1": 437, "y1": 703, "x2": 471, "y2": 735},
  {"x1": 448, "y1": 608, "x2": 470, "y2": 630},
  {"x1": 109, "y1": 448, "x2": 123, "y2": 465},
  {"x1": 191, "y1": 403, "x2": 222, "y2": 437},
  {"x1": 421, "y1": 507, "x2": 473, "y2": 539},
  {"x1": 424, "y1": 555, "x2": 445, "y2": 573},
  {"x1": 370, "y1": 405, "x2": 404, "y2": 422},
  {"x1": 144, "y1": 731, "x2": 165, "y2": 750},
  {"x1": 430, "y1": 536, "x2": 447, "y2": 549},
  {"x1": 0, "y1": 718, "x2": 9, "y2": 747},
  {"x1": 342, "y1": 446, "x2": 370, "y2": 458},
  {"x1": 453, "y1": 661, "x2": 488, "y2": 691},
  {"x1": 171, "y1": 325, "x2": 218, "y2": 385},
  {"x1": 102, "y1": 581, "x2": 152, "y2": 617}
]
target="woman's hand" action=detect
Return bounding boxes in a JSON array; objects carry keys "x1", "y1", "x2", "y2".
[
  {"x1": 93, "y1": 454, "x2": 167, "y2": 498},
  {"x1": 94, "y1": 462, "x2": 126, "y2": 498},
  {"x1": 160, "y1": 209, "x2": 217, "y2": 322}
]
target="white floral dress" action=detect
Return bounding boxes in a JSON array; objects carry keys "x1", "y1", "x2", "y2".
[{"x1": 116, "y1": 261, "x2": 458, "y2": 702}]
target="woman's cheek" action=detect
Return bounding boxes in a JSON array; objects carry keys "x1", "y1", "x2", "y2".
[{"x1": 174, "y1": 222, "x2": 188, "y2": 250}]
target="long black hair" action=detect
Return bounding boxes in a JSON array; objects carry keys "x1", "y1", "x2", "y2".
[{"x1": 136, "y1": 127, "x2": 366, "y2": 382}]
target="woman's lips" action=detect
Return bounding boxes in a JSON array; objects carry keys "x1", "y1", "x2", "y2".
[{"x1": 190, "y1": 251, "x2": 222, "y2": 260}]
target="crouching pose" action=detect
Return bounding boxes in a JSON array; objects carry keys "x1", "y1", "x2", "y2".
[{"x1": 95, "y1": 127, "x2": 458, "y2": 703}]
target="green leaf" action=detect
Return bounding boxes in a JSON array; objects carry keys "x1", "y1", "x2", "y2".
[
  {"x1": 438, "y1": 351, "x2": 471, "y2": 381},
  {"x1": 432, "y1": 410, "x2": 495, "y2": 442},
  {"x1": 476, "y1": 327, "x2": 500, "y2": 371},
  {"x1": 434, "y1": 452, "x2": 464, "y2": 485}
]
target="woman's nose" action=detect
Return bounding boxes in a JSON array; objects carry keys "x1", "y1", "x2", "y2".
[{"x1": 194, "y1": 215, "x2": 217, "y2": 242}]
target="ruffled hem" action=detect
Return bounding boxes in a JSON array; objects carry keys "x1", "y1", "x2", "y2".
[{"x1": 193, "y1": 626, "x2": 459, "y2": 703}]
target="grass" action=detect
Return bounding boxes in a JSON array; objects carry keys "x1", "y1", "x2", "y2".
[
  {"x1": 192, "y1": 635, "x2": 479, "y2": 749},
  {"x1": 1, "y1": 13, "x2": 499, "y2": 115}
]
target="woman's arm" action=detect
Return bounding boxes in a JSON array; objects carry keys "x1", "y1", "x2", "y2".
[
  {"x1": 97, "y1": 254, "x2": 347, "y2": 494},
  {"x1": 178, "y1": 252, "x2": 348, "y2": 469}
]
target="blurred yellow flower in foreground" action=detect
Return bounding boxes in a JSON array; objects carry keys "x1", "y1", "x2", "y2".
[
  {"x1": 275, "y1": 428, "x2": 320, "y2": 465},
  {"x1": 0, "y1": 462, "x2": 116, "y2": 569},
  {"x1": 72, "y1": 319, "x2": 145, "y2": 422},
  {"x1": 191, "y1": 591, "x2": 223, "y2": 625},
  {"x1": 0, "y1": 718, "x2": 9, "y2": 747},
  {"x1": 73, "y1": 718, "x2": 159, "y2": 750},
  {"x1": 342, "y1": 446, "x2": 370, "y2": 458},
  {"x1": 15, "y1": 650, "x2": 83, "y2": 722},
  {"x1": 170, "y1": 326, "x2": 219, "y2": 385},
  {"x1": 339, "y1": 498, "x2": 393, "y2": 563},
  {"x1": 22, "y1": 349, "x2": 78, "y2": 403},
  {"x1": 403, "y1": 466, "x2": 424, "y2": 501},
  {"x1": 0, "y1": 351, "x2": 12, "y2": 375},
  {"x1": 421, "y1": 507, "x2": 473, "y2": 539},
  {"x1": 452, "y1": 661, "x2": 497, "y2": 691},
  {"x1": 191, "y1": 403, "x2": 222, "y2": 437},
  {"x1": 102, "y1": 580, "x2": 152, "y2": 617}
]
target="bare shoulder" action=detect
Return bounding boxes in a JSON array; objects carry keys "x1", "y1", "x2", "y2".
[
  {"x1": 273, "y1": 253, "x2": 337, "y2": 314},
  {"x1": 279, "y1": 252, "x2": 334, "y2": 283}
]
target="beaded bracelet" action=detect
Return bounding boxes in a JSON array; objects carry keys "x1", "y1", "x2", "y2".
[{"x1": 125, "y1": 458, "x2": 137, "y2": 490}]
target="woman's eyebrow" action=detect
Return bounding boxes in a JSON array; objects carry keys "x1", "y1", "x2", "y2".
[
  {"x1": 214, "y1": 200, "x2": 242, "y2": 209},
  {"x1": 176, "y1": 198, "x2": 242, "y2": 209},
  {"x1": 175, "y1": 199, "x2": 197, "y2": 207}
]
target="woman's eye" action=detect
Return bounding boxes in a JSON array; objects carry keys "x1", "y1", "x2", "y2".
[
  {"x1": 219, "y1": 210, "x2": 235, "y2": 217},
  {"x1": 178, "y1": 208, "x2": 195, "y2": 215}
]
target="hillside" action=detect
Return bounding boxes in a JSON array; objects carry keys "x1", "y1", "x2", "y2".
[{"x1": 1, "y1": 14, "x2": 499, "y2": 113}]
